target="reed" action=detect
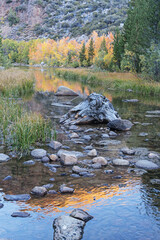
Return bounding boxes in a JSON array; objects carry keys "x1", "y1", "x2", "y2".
[
  {"x1": 0, "y1": 68, "x2": 34, "y2": 97},
  {"x1": 55, "y1": 68, "x2": 160, "y2": 96},
  {"x1": 0, "y1": 96, "x2": 51, "y2": 153}
]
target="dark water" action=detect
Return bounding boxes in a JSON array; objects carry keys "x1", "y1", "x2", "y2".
[{"x1": 0, "y1": 68, "x2": 160, "y2": 240}]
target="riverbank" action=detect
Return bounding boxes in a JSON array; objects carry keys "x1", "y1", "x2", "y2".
[
  {"x1": 55, "y1": 68, "x2": 160, "y2": 96},
  {"x1": 0, "y1": 68, "x2": 51, "y2": 153}
]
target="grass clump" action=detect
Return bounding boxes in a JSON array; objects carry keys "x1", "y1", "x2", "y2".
[
  {"x1": 0, "y1": 68, "x2": 34, "y2": 97},
  {"x1": 0, "y1": 97, "x2": 51, "y2": 153}
]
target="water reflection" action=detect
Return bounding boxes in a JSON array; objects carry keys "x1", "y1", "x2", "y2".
[{"x1": 0, "y1": 67, "x2": 160, "y2": 240}]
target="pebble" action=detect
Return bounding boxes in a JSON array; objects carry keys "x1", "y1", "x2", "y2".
[
  {"x1": 23, "y1": 160, "x2": 35, "y2": 165},
  {"x1": 11, "y1": 212, "x2": 30, "y2": 218},
  {"x1": 87, "y1": 149, "x2": 97, "y2": 157},
  {"x1": 3, "y1": 175, "x2": 12, "y2": 181}
]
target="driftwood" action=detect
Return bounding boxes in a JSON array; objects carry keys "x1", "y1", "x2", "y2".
[{"x1": 60, "y1": 93, "x2": 120, "y2": 125}]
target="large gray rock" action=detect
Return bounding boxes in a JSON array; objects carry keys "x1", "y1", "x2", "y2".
[
  {"x1": 92, "y1": 157, "x2": 107, "y2": 166},
  {"x1": 136, "y1": 160, "x2": 159, "y2": 170},
  {"x1": 31, "y1": 149, "x2": 47, "y2": 158},
  {"x1": 53, "y1": 215, "x2": 85, "y2": 240},
  {"x1": 49, "y1": 140, "x2": 62, "y2": 150},
  {"x1": 60, "y1": 152, "x2": 78, "y2": 166},
  {"x1": 60, "y1": 93, "x2": 119, "y2": 125},
  {"x1": 107, "y1": 119, "x2": 133, "y2": 131},
  {"x1": 55, "y1": 86, "x2": 79, "y2": 96},
  {"x1": 0, "y1": 153, "x2": 10, "y2": 163},
  {"x1": 113, "y1": 159, "x2": 129, "y2": 166},
  {"x1": 4, "y1": 194, "x2": 31, "y2": 201},
  {"x1": 31, "y1": 186, "x2": 47, "y2": 197},
  {"x1": 70, "y1": 209, "x2": 93, "y2": 222}
]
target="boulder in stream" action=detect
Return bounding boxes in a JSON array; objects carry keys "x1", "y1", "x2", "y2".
[
  {"x1": 53, "y1": 215, "x2": 85, "y2": 240},
  {"x1": 60, "y1": 93, "x2": 119, "y2": 125},
  {"x1": 55, "y1": 86, "x2": 79, "y2": 96},
  {"x1": 107, "y1": 119, "x2": 133, "y2": 131}
]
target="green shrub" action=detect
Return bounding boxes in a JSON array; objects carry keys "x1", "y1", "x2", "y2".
[{"x1": 8, "y1": 9, "x2": 19, "y2": 26}]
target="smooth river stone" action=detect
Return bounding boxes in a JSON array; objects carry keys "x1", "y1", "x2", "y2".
[
  {"x1": 136, "y1": 160, "x2": 159, "y2": 170},
  {"x1": 70, "y1": 209, "x2": 93, "y2": 222},
  {"x1": 31, "y1": 149, "x2": 47, "y2": 158},
  {"x1": 11, "y1": 212, "x2": 30, "y2": 218},
  {"x1": 0, "y1": 153, "x2": 10, "y2": 163},
  {"x1": 4, "y1": 194, "x2": 31, "y2": 201},
  {"x1": 113, "y1": 159, "x2": 129, "y2": 166}
]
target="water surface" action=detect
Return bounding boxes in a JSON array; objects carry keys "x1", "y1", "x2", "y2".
[{"x1": 0, "y1": 68, "x2": 160, "y2": 240}]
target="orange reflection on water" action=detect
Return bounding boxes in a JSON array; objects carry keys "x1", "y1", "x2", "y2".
[
  {"x1": 22, "y1": 179, "x2": 139, "y2": 215},
  {"x1": 34, "y1": 70, "x2": 90, "y2": 96},
  {"x1": 34, "y1": 69, "x2": 113, "y2": 101}
]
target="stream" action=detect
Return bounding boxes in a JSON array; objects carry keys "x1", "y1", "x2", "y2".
[{"x1": 0, "y1": 68, "x2": 160, "y2": 240}]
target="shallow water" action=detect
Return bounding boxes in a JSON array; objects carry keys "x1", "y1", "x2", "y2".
[{"x1": 0, "y1": 68, "x2": 160, "y2": 240}]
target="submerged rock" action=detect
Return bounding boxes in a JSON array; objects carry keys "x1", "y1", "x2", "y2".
[
  {"x1": 107, "y1": 119, "x2": 133, "y2": 131},
  {"x1": 31, "y1": 186, "x2": 47, "y2": 197},
  {"x1": 150, "y1": 179, "x2": 160, "y2": 184},
  {"x1": 11, "y1": 212, "x2": 30, "y2": 218},
  {"x1": 3, "y1": 175, "x2": 12, "y2": 181},
  {"x1": 55, "y1": 86, "x2": 79, "y2": 96},
  {"x1": 59, "y1": 185, "x2": 74, "y2": 193},
  {"x1": 31, "y1": 149, "x2": 47, "y2": 158},
  {"x1": 0, "y1": 153, "x2": 10, "y2": 163},
  {"x1": 136, "y1": 160, "x2": 159, "y2": 170},
  {"x1": 4, "y1": 194, "x2": 31, "y2": 201},
  {"x1": 121, "y1": 148, "x2": 135, "y2": 155},
  {"x1": 0, "y1": 203, "x2": 4, "y2": 209},
  {"x1": 57, "y1": 149, "x2": 83, "y2": 158},
  {"x1": 72, "y1": 166, "x2": 89, "y2": 174},
  {"x1": 70, "y1": 209, "x2": 93, "y2": 222},
  {"x1": 53, "y1": 215, "x2": 85, "y2": 240},
  {"x1": 23, "y1": 160, "x2": 35, "y2": 165}
]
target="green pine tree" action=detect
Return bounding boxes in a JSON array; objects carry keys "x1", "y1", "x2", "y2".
[
  {"x1": 113, "y1": 29, "x2": 125, "y2": 69},
  {"x1": 88, "y1": 38, "x2": 95, "y2": 65},
  {"x1": 99, "y1": 37, "x2": 108, "y2": 53},
  {"x1": 79, "y1": 43, "x2": 86, "y2": 66}
]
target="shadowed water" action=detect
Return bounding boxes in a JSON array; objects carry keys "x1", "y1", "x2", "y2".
[{"x1": 0, "y1": 68, "x2": 160, "y2": 240}]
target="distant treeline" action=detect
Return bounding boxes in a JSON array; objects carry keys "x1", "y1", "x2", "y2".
[{"x1": 0, "y1": 0, "x2": 159, "y2": 81}]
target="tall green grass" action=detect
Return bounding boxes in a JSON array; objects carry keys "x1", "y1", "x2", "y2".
[
  {"x1": 0, "y1": 68, "x2": 51, "y2": 153},
  {"x1": 0, "y1": 97, "x2": 51, "y2": 152},
  {"x1": 55, "y1": 68, "x2": 160, "y2": 96}
]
